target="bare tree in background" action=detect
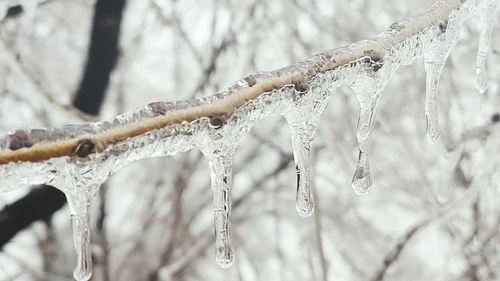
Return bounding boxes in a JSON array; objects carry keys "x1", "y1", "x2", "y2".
[{"x1": 0, "y1": 0, "x2": 500, "y2": 281}]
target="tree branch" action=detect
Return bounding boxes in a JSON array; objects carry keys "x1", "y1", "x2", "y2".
[
  {"x1": 0, "y1": 0, "x2": 477, "y2": 167},
  {"x1": 72, "y1": 0, "x2": 126, "y2": 115},
  {"x1": 0, "y1": 185, "x2": 66, "y2": 249}
]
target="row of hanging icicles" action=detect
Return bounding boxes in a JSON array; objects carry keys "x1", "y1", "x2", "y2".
[{"x1": 0, "y1": 1, "x2": 497, "y2": 280}]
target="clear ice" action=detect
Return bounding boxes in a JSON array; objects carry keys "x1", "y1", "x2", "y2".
[
  {"x1": 196, "y1": 125, "x2": 240, "y2": 268},
  {"x1": 352, "y1": 149, "x2": 371, "y2": 195},
  {"x1": 208, "y1": 155, "x2": 235, "y2": 268},
  {"x1": 423, "y1": 59, "x2": 446, "y2": 144},
  {"x1": 475, "y1": 0, "x2": 499, "y2": 94},
  {"x1": 422, "y1": 19, "x2": 460, "y2": 144},
  {"x1": 0, "y1": 0, "x2": 497, "y2": 276},
  {"x1": 290, "y1": 126, "x2": 315, "y2": 217},
  {"x1": 66, "y1": 188, "x2": 97, "y2": 281},
  {"x1": 351, "y1": 82, "x2": 385, "y2": 195},
  {"x1": 284, "y1": 83, "x2": 330, "y2": 217}
]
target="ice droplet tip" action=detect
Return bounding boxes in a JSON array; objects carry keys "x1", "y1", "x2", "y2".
[
  {"x1": 476, "y1": 83, "x2": 487, "y2": 95},
  {"x1": 216, "y1": 252, "x2": 235, "y2": 269},
  {"x1": 351, "y1": 184, "x2": 371, "y2": 195},
  {"x1": 426, "y1": 131, "x2": 440, "y2": 144},
  {"x1": 351, "y1": 172, "x2": 372, "y2": 195},
  {"x1": 296, "y1": 202, "x2": 315, "y2": 217},
  {"x1": 73, "y1": 269, "x2": 92, "y2": 281}
]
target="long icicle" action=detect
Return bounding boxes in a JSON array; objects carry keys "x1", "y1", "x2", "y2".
[
  {"x1": 66, "y1": 192, "x2": 93, "y2": 281},
  {"x1": 351, "y1": 86, "x2": 383, "y2": 195},
  {"x1": 475, "y1": 1, "x2": 499, "y2": 94},
  {"x1": 208, "y1": 154, "x2": 235, "y2": 268},
  {"x1": 290, "y1": 125, "x2": 315, "y2": 217}
]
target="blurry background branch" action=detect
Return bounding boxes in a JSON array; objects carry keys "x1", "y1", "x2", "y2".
[
  {"x1": 0, "y1": 0, "x2": 126, "y2": 250},
  {"x1": 0, "y1": 0, "x2": 499, "y2": 280}
]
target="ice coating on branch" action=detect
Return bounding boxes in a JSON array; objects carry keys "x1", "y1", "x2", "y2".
[
  {"x1": 423, "y1": 19, "x2": 460, "y2": 144},
  {"x1": 475, "y1": 0, "x2": 499, "y2": 94},
  {"x1": 0, "y1": 0, "x2": 497, "y2": 274}
]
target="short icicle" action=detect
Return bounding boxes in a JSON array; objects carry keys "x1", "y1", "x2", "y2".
[
  {"x1": 423, "y1": 58, "x2": 446, "y2": 144},
  {"x1": 66, "y1": 192, "x2": 94, "y2": 281},
  {"x1": 351, "y1": 87, "x2": 382, "y2": 195},
  {"x1": 475, "y1": 0, "x2": 499, "y2": 94},
  {"x1": 208, "y1": 153, "x2": 235, "y2": 268},
  {"x1": 289, "y1": 125, "x2": 315, "y2": 217}
]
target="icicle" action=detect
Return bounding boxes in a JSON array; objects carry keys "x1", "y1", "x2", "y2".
[
  {"x1": 423, "y1": 59, "x2": 446, "y2": 144},
  {"x1": 197, "y1": 116, "x2": 239, "y2": 268},
  {"x1": 351, "y1": 84, "x2": 383, "y2": 195},
  {"x1": 208, "y1": 154, "x2": 235, "y2": 268},
  {"x1": 285, "y1": 87, "x2": 330, "y2": 217},
  {"x1": 289, "y1": 125, "x2": 315, "y2": 217},
  {"x1": 66, "y1": 192, "x2": 94, "y2": 281},
  {"x1": 475, "y1": 1, "x2": 499, "y2": 94},
  {"x1": 422, "y1": 18, "x2": 461, "y2": 144}
]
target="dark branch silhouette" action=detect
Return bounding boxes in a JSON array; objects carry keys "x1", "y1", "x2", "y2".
[{"x1": 0, "y1": 0, "x2": 126, "y2": 250}]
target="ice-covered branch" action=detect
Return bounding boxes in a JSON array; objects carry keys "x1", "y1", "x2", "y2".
[{"x1": 0, "y1": 0, "x2": 498, "y2": 280}]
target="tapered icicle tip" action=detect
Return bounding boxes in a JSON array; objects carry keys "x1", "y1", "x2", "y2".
[
  {"x1": 73, "y1": 269, "x2": 92, "y2": 281},
  {"x1": 296, "y1": 196, "x2": 314, "y2": 217},
  {"x1": 295, "y1": 165, "x2": 315, "y2": 217},
  {"x1": 215, "y1": 237, "x2": 235, "y2": 268},
  {"x1": 66, "y1": 193, "x2": 94, "y2": 281},
  {"x1": 351, "y1": 150, "x2": 371, "y2": 195}
]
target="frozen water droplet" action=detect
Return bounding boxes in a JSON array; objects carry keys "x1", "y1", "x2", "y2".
[
  {"x1": 290, "y1": 127, "x2": 314, "y2": 217},
  {"x1": 66, "y1": 194, "x2": 93, "y2": 281},
  {"x1": 475, "y1": 3, "x2": 498, "y2": 94},
  {"x1": 352, "y1": 149, "x2": 371, "y2": 195},
  {"x1": 424, "y1": 59, "x2": 446, "y2": 144},
  {"x1": 208, "y1": 155, "x2": 235, "y2": 268}
]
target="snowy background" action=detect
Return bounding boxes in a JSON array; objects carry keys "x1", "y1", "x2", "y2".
[{"x1": 1, "y1": 0, "x2": 500, "y2": 280}]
